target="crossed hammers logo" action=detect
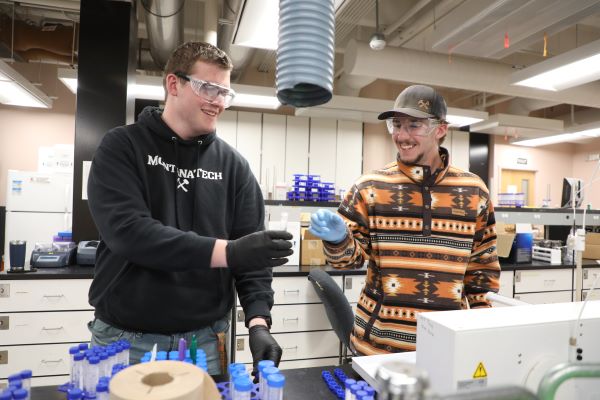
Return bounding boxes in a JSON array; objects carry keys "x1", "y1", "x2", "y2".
[{"x1": 177, "y1": 178, "x2": 189, "y2": 192}]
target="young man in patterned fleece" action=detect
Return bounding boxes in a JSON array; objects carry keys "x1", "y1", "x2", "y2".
[{"x1": 309, "y1": 85, "x2": 501, "y2": 355}]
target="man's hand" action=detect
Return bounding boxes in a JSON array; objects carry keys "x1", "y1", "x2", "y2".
[
  {"x1": 226, "y1": 230, "x2": 293, "y2": 272},
  {"x1": 308, "y1": 209, "x2": 347, "y2": 243},
  {"x1": 249, "y1": 325, "x2": 282, "y2": 382}
]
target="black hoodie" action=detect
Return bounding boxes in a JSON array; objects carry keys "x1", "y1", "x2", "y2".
[{"x1": 87, "y1": 107, "x2": 272, "y2": 333}]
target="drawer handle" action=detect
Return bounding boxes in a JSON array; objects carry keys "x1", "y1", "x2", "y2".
[
  {"x1": 543, "y1": 280, "x2": 556, "y2": 286},
  {"x1": 41, "y1": 358, "x2": 64, "y2": 364},
  {"x1": 282, "y1": 317, "x2": 299, "y2": 323},
  {"x1": 283, "y1": 290, "x2": 299, "y2": 295},
  {"x1": 282, "y1": 346, "x2": 298, "y2": 351},
  {"x1": 41, "y1": 326, "x2": 64, "y2": 331},
  {"x1": 42, "y1": 294, "x2": 65, "y2": 298}
]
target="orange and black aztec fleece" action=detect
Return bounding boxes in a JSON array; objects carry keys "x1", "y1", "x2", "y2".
[{"x1": 323, "y1": 147, "x2": 500, "y2": 355}]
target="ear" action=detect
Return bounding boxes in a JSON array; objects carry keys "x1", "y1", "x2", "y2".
[
  {"x1": 165, "y1": 73, "x2": 180, "y2": 97},
  {"x1": 435, "y1": 123, "x2": 448, "y2": 142}
]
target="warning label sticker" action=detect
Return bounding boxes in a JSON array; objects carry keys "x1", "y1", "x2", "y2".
[{"x1": 473, "y1": 362, "x2": 488, "y2": 379}]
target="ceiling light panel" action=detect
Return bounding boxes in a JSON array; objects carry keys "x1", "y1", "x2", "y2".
[
  {"x1": 511, "y1": 38, "x2": 600, "y2": 91},
  {"x1": 0, "y1": 59, "x2": 52, "y2": 109}
]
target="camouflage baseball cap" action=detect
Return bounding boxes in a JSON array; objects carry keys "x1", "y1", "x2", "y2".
[{"x1": 378, "y1": 85, "x2": 447, "y2": 121}]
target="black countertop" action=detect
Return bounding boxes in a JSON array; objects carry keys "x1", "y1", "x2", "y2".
[
  {"x1": 0, "y1": 264, "x2": 368, "y2": 280},
  {"x1": 27, "y1": 365, "x2": 357, "y2": 400},
  {"x1": 2, "y1": 259, "x2": 599, "y2": 280}
]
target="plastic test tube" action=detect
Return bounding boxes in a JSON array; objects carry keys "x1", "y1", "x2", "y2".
[
  {"x1": 11, "y1": 388, "x2": 28, "y2": 400},
  {"x1": 261, "y1": 367, "x2": 280, "y2": 400},
  {"x1": 355, "y1": 390, "x2": 368, "y2": 400},
  {"x1": 228, "y1": 363, "x2": 246, "y2": 386},
  {"x1": 96, "y1": 381, "x2": 109, "y2": 400},
  {"x1": 232, "y1": 376, "x2": 253, "y2": 400},
  {"x1": 350, "y1": 384, "x2": 362, "y2": 400},
  {"x1": 258, "y1": 360, "x2": 275, "y2": 398},
  {"x1": 84, "y1": 356, "x2": 100, "y2": 395},
  {"x1": 344, "y1": 378, "x2": 356, "y2": 400},
  {"x1": 230, "y1": 368, "x2": 249, "y2": 390},
  {"x1": 67, "y1": 387, "x2": 84, "y2": 400},
  {"x1": 266, "y1": 373, "x2": 285, "y2": 400},
  {"x1": 73, "y1": 352, "x2": 85, "y2": 390},
  {"x1": 19, "y1": 370, "x2": 32, "y2": 393},
  {"x1": 69, "y1": 346, "x2": 80, "y2": 382}
]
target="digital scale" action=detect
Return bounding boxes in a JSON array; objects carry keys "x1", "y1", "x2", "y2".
[{"x1": 30, "y1": 242, "x2": 77, "y2": 268}]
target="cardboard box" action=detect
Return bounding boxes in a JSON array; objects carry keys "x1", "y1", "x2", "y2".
[
  {"x1": 496, "y1": 223, "x2": 533, "y2": 264},
  {"x1": 301, "y1": 228, "x2": 327, "y2": 266},
  {"x1": 582, "y1": 233, "x2": 600, "y2": 259}
]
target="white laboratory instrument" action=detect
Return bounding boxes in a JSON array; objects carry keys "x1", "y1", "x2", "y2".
[{"x1": 353, "y1": 301, "x2": 600, "y2": 399}]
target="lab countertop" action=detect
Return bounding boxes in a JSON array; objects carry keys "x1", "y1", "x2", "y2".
[
  {"x1": 0, "y1": 264, "x2": 368, "y2": 280},
  {"x1": 26, "y1": 365, "x2": 357, "y2": 400},
  {"x1": 1, "y1": 259, "x2": 598, "y2": 280}
]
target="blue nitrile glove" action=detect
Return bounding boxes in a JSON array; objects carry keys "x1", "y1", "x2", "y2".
[{"x1": 308, "y1": 209, "x2": 347, "y2": 244}]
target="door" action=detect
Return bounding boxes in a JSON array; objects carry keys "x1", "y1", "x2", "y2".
[{"x1": 500, "y1": 169, "x2": 536, "y2": 207}]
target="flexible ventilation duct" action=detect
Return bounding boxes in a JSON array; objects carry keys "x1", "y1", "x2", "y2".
[{"x1": 276, "y1": 0, "x2": 335, "y2": 107}]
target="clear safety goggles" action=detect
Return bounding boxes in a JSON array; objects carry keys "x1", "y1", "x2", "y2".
[
  {"x1": 174, "y1": 72, "x2": 236, "y2": 108},
  {"x1": 385, "y1": 117, "x2": 442, "y2": 136}
]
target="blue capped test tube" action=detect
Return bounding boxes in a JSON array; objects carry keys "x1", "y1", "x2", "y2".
[
  {"x1": 266, "y1": 373, "x2": 285, "y2": 400},
  {"x1": 232, "y1": 376, "x2": 253, "y2": 400},
  {"x1": 19, "y1": 370, "x2": 32, "y2": 393}
]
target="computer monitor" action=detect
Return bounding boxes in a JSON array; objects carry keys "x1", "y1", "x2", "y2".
[{"x1": 561, "y1": 177, "x2": 584, "y2": 208}]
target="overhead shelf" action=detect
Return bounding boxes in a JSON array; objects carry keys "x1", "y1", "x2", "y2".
[{"x1": 495, "y1": 207, "x2": 600, "y2": 225}]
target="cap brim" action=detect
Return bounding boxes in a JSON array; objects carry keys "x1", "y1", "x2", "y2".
[{"x1": 377, "y1": 108, "x2": 434, "y2": 120}]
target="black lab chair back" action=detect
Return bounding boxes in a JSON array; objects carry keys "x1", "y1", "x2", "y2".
[{"x1": 308, "y1": 269, "x2": 357, "y2": 363}]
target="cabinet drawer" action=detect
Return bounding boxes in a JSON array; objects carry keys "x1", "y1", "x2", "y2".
[
  {"x1": 0, "y1": 311, "x2": 94, "y2": 345},
  {"x1": 236, "y1": 275, "x2": 343, "y2": 306},
  {"x1": 514, "y1": 269, "x2": 572, "y2": 293},
  {"x1": 0, "y1": 279, "x2": 93, "y2": 312},
  {"x1": 0, "y1": 343, "x2": 76, "y2": 379},
  {"x1": 235, "y1": 330, "x2": 339, "y2": 363},
  {"x1": 236, "y1": 304, "x2": 332, "y2": 335},
  {"x1": 583, "y1": 290, "x2": 600, "y2": 301},
  {"x1": 498, "y1": 270, "x2": 514, "y2": 298},
  {"x1": 344, "y1": 275, "x2": 366, "y2": 303},
  {"x1": 278, "y1": 357, "x2": 338, "y2": 370},
  {"x1": 583, "y1": 268, "x2": 600, "y2": 290},
  {"x1": 514, "y1": 291, "x2": 573, "y2": 304}
]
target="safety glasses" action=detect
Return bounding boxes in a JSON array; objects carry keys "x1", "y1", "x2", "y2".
[
  {"x1": 385, "y1": 117, "x2": 441, "y2": 136},
  {"x1": 174, "y1": 72, "x2": 236, "y2": 108}
]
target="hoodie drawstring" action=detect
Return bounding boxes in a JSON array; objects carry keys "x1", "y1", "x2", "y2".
[{"x1": 172, "y1": 137, "x2": 181, "y2": 229}]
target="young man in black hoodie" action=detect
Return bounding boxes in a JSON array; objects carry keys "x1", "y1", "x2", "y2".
[{"x1": 87, "y1": 41, "x2": 293, "y2": 375}]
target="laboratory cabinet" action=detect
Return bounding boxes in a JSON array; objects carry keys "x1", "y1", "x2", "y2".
[
  {"x1": 0, "y1": 278, "x2": 93, "y2": 388},
  {"x1": 234, "y1": 274, "x2": 347, "y2": 369}
]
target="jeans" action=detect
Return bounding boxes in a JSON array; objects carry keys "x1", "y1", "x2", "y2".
[{"x1": 88, "y1": 317, "x2": 230, "y2": 376}]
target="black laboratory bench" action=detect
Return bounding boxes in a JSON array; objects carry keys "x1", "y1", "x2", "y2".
[
  {"x1": 1, "y1": 259, "x2": 598, "y2": 281},
  {"x1": 26, "y1": 365, "x2": 358, "y2": 400},
  {"x1": 0, "y1": 264, "x2": 369, "y2": 280}
]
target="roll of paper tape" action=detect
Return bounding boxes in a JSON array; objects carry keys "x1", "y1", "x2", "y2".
[{"x1": 109, "y1": 361, "x2": 220, "y2": 400}]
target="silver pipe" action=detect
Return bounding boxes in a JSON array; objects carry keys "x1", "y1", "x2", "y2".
[{"x1": 141, "y1": 0, "x2": 184, "y2": 70}]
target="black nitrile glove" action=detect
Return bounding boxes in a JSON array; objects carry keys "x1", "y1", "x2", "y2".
[
  {"x1": 226, "y1": 230, "x2": 293, "y2": 272},
  {"x1": 249, "y1": 325, "x2": 282, "y2": 383}
]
